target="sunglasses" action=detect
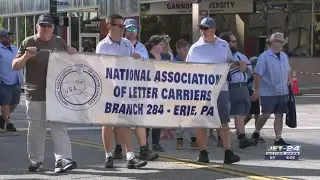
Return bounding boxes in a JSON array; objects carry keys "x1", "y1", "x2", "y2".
[
  {"x1": 126, "y1": 27, "x2": 138, "y2": 33},
  {"x1": 230, "y1": 40, "x2": 237, "y2": 43},
  {"x1": 39, "y1": 23, "x2": 53, "y2": 28},
  {"x1": 199, "y1": 26, "x2": 209, "y2": 31},
  {"x1": 111, "y1": 24, "x2": 125, "y2": 29},
  {"x1": 274, "y1": 39, "x2": 284, "y2": 44}
]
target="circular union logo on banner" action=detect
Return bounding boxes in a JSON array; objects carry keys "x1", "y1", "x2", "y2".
[{"x1": 55, "y1": 64, "x2": 102, "y2": 111}]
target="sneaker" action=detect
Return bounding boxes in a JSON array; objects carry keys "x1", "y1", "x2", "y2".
[
  {"x1": 113, "y1": 145, "x2": 122, "y2": 159},
  {"x1": 224, "y1": 149, "x2": 240, "y2": 164},
  {"x1": 274, "y1": 138, "x2": 290, "y2": 145},
  {"x1": 0, "y1": 116, "x2": 4, "y2": 129},
  {"x1": 6, "y1": 123, "x2": 17, "y2": 132},
  {"x1": 152, "y1": 144, "x2": 165, "y2": 152},
  {"x1": 139, "y1": 147, "x2": 159, "y2": 161},
  {"x1": 258, "y1": 136, "x2": 265, "y2": 143},
  {"x1": 197, "y1": 150, "x2": 209, "y2": 163},
  {"x1": 104, "y1": 156, "x2": 114, "y2": 168},
  {"x1": 190, "y1": 141, "x2": 199, "y2": 150},
  {"x1": 28, "y1": 162, "x2": 43, "y2": 172},
  {"x1": 176, "y1": 139, "x2": 184, "y2": 150},
  {"x1": 126, "y1": 157, "x2": 147, "y2": 169},
  {"x1": 251, "y1": 132, "x2": 264, "y2": 144},
  {"x1": 239, "y1": 136, "x2": 256, "y2": 148},
  {"x1": 54, "y1": 158, "x2": 77, "y2": 173}
]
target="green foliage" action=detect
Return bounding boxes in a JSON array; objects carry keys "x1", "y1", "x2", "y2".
[
  {"x1": 140, "y1": 15, "x2": 192, "y2": 55},
  {"x1": 17, "y1": 17, "x2": 26, "y2": 45},
  {"x1": 0, "y1": 16, "x2": 3, "y2": 30}
]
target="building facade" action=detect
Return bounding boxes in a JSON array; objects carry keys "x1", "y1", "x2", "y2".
[
  {"x1": 1, "y1": 0, "x2": 320, "y2": 89},
  {"x1": 140, "y1": 0, "x2": 320, "y2": 58},
  {"x1": 138, "y1": 0, "x2": 320, "y2": 90},
  {"x1": 0, "y1": 0, "x2": 140, "y2": 52}
]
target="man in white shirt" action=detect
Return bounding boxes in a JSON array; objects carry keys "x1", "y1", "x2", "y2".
[
  {"x1": 186, "y1": 17, "x2": 245, "y2": 164},
  {"x1": 112, "y1": 18, "x2": 159, "y2": 162},
  {"x1": 124, "y1": 19, "x2": 149, "y2": 60},
  {"x1": 96, "y1": 14, "x2": 147, "y2": 169}
]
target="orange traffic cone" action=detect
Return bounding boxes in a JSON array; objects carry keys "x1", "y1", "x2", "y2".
[{"x1": 292, "y1": 70, "x2": 301, "y2": 95}]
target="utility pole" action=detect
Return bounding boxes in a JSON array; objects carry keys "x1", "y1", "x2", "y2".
[
  {"x1": 263, "y1": 0, "x2": 268, "y2": 37},
  {"x1": 50, "y1": 0, "x2": 58, "y2": 34}
]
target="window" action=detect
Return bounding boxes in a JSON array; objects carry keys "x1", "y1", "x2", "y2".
[
  {"x1": 26, "y1": 16, "x2": 34, "y2": 36},
  {"x1": 17, "y1": 16, "x2": 25, "y2": 46}
]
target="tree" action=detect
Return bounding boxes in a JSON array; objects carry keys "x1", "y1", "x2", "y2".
[{"x1": 0, "y1": 16, "x2": 3, "y2": 30}]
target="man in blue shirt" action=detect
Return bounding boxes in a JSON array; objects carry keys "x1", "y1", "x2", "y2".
[
  {"x1": 251, "y1": 32, "x2": 291, "y2": 145},
  {"x1": 0, "y1": 30, "x2": 23, "y2": 132},
  {"x1": 219, "y1": 32, "x2": 256, "y2": 149}
]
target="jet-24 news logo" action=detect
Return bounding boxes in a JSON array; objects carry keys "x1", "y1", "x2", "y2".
[{"x1": 265, "y1": 145, "x2": 301, "y2": 160}]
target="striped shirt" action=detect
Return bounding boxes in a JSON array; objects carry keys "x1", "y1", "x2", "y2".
[{"x1": 228, "y1": 52, "x2": 252, "y2": 83}]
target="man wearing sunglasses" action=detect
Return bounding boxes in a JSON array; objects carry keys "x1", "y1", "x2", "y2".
[
  {"x1": 12, "y1": 14, "x2": 77, "y2": 173},
  {"x1": 96, "y1": 14, "x2": 148, "y2": 169},
  {"x1": 186, "y1": 17, "x2": 245, "y2": 164},
  {"x1": 112, "y1": 18, "x2": 159, "y2": 162},
  {"x1": 251, "y1": 32, "x2": 291, "y2": 146},
  {"x1": 124, "y1": 19, "x2": 149, "y2": 60},
  {"x1": 0, "y1": 30, "x2": 22, "y2": 132}
]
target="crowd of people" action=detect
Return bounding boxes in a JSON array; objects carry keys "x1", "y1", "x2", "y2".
[{"x1": 0, "y1": 13, "x2": 292, "y2": 173}]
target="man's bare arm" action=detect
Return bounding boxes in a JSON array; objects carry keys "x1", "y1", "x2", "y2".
[
  {"x1": 12, "y1": 47, "x2": 37, "y2": 70},
  {"x1": 253, "y1": 73, "x2": 261, "y2": 93}
]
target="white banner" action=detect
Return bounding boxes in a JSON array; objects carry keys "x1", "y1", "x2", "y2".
[
  {"x1": 146, "y1": 0, "x2": 254, "y2": 15},
  {"x1": 46, "y1": 52, "x2": 230, "y2": 128}
]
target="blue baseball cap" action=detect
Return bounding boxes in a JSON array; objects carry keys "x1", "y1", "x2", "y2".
[
  {"x1": 124, "y1": 19, "x2": 138, "y2": 29},
  {"x1": 0, "y1": 30, "x2": 12, "y2": 37},
  {"x1": 37, "y1": 14, "x2": 54, "y2": 24},
  {"x1": 199, "y1": 17, "x2": 216, "y2": 28}
]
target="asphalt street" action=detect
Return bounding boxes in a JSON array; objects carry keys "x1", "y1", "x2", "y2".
[{"x1": 1, "y1": 94, "x2": 320, "y2": 180}]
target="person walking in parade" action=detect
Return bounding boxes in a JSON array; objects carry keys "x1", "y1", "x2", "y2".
[
  {"x1": 186, "y1": 17, "x2": 245, "y2": 164},
  {"x1": 12, "y1": 14, "x2": 77, "y2": 173},
  {"x1": 0, "y1": 30, "x2": 22, "y2": 132},
  {"x1": 112, "y1": 18, "x2": 159, "y2": 161},
  {"x1": 95, "y1": 14, "x2": 148, "y2": 169},
  {"x1": 219, "y1": 32, "x2": 256, "y2": 148},
  {"x1": 173, "y1": 39, "x2": 198, "y2": 150},
  {"x1": 251, "y1": 32, "x2": 292, "y2": 146}
]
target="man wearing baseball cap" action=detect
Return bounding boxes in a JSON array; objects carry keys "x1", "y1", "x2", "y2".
[
  {"x1": 123, "y1": 19, "x2": 149, "y2": 59},
  {"x1": 12, "y1": 14, "x2": 77, "y2": 173},
  {"x1": 186, "y1": 17, "x2": 246, "y2": 164},
  {"x1": 113, "y1": 18, "x2": 159, "y2": 161},
  {"x1": 0, "y1": 29, "x2": 22, "y2": 132}
]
